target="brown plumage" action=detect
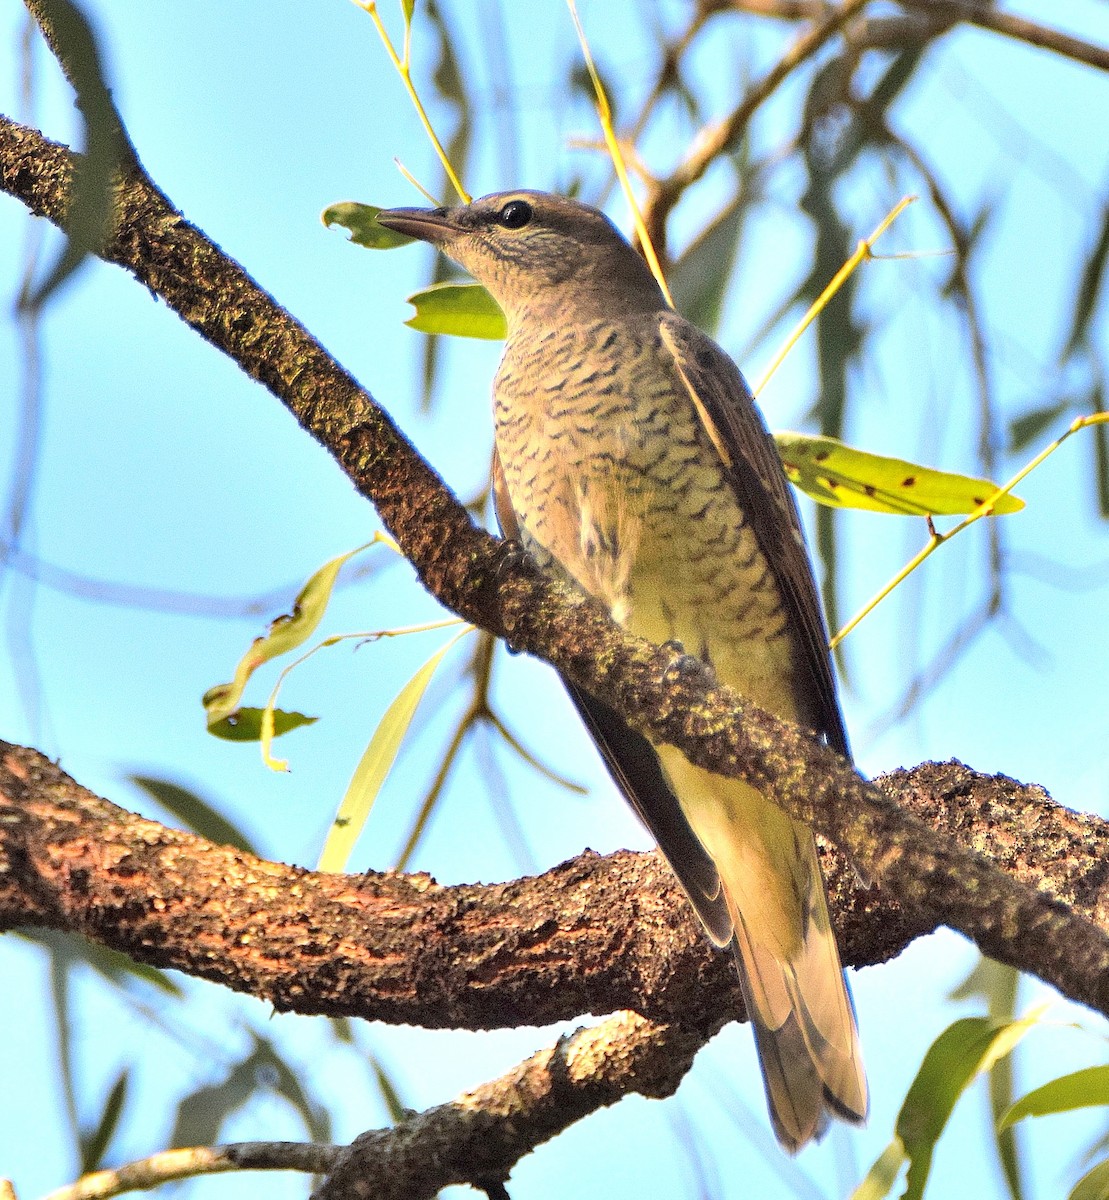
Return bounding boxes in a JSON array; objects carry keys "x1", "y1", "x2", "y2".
[{"x1": 377, "y1": 191, "x2": 867, "y2": 1150}]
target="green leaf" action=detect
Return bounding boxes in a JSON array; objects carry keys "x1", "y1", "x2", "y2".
[
  {"x1": 25, "y1": 929, "x2": 183, "y2": 997},
  {"x1": 203, "y1": 542, "x2": 377, "y2": 730},
  {"x1": 1063, "y1": 199, "x2": 1109, "y2": 359},
  {"x1": 949, "y1": 957, "x2": 1025, "y2": 1200},
  {"x1": 80, "y1": 1069, "x2": 129, "y2": 1173},
  {"x1": 896, "y1": 1014, "x2": 1042, "y2": 1200},
  {"x1": 670, "y1": 189, "x2": 749, "y2": 335},
  {"x1": 774, "y1": 432, "x2": 1025, "y2": 516},
  {"x1": 321, "y1": 201, "x2": 415, "y2": 249},
  {"x1": 206, "y1": 707, "x2": 318, "y2": 743},
  {"x1": 170, "y1": 1034, "x2": 329, "y2": 1150},
  {"x1": 371, "y1": 1056, "x2": 410, "y2": 1125},
  {"x1": 1070, "y1": 1158, "x2": 1109, "y2": 1200},
  {"x1": 1008, "y1": 400, "x2": 1069, "y2": 453},
  {"x1": 1000, "y1": 1066, "x2": 1109, "y2": 1130},
  {"x1": 1092, "y1": 380, "x2": 1109, "y2": 519},
  {"x1": 20, "y1": 0, "x2": 124, "y2": 311},
  {"x1": 318, "y1": 628, "x2": 470, "y2": 873},
  {"x1": 850, "y1": 1139, "x2": 906, "y2": 1200},
  {"x1": 404, "y1": 282, "x2": 507, "y2": 340},
  {"x1": 129, "y1": 775, "x2": 259, "y2": 855}
]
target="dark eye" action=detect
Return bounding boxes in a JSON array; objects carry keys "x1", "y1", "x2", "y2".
[{"x1": 497, "y1": 200, "x2": 532, "y2": 229}]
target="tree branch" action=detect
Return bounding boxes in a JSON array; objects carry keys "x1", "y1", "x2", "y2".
[
  {"x1": 4, "y1": 113, "x2": 1109, "y2": 1023},
  {"x1": 27, "y1": 1012, "x2": 698, "y2": 1200},
  {"x1": 6, "y1": 742, "x2": 1109, "y2": 1032}
]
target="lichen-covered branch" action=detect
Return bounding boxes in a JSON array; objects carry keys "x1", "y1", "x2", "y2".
[{"x1": 5, "y1": 742, "x2": 1109, "y2": 1031}]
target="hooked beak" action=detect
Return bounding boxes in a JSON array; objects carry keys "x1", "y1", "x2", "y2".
[{"x1": 375, "y1": 206, "x2": 458, "y2": 245}]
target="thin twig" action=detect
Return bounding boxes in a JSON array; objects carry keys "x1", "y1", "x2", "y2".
[{"x1": 642, "y1": 0, "x2": 870, "y2": 250}]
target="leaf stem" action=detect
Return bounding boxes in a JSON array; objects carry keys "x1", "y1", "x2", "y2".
[
  {"x1": 567, "y1": 0, "x2": 674, "y2": 308},
  {"x1": 831, "y1": 413, "x2": 1109, "y2": 648},
  {"x1": 754, "y1": 195, "x2": 916, "y2": 396},
  {"x1": 357, "y1": 1, "x2": 470, "y2": 203}
]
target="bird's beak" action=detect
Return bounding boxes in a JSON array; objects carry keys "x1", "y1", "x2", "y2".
[{"x1": 375, "y1": 206, "x2": 458, "y2": 245}]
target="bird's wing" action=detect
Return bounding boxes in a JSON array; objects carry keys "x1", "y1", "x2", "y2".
[
  {"x1": 564, "y1": 681, "x2": 733, "y2": 944},
  {"x1": 657, "y1": 312, "x2": 850, "y2": 759},
  {"x1": 492, "y1": 446, "x2": 734, "y2": 944}
]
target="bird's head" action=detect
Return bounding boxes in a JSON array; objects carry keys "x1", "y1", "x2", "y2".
[{"x1": 376, "y1": 190, "x2": 666, "y2": 328}]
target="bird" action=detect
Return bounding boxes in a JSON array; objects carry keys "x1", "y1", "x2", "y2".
[{"x1": 376, "y1": 190, "x2": 867, "y2": 1151}]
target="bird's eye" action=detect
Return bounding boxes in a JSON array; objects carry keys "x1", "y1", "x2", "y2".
[{"x1": 497, "y1": 200, "x2": 532, "y2": 230}]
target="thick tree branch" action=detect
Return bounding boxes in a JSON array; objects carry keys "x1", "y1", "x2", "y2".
[
  {"x1": 6, "y1": 745, "x2": 1109, "y2": 1197},
  {"x1": 3, "y1": 114, "x2": 1109, "y2": 1023},
  {"x1": 6, "y1": 742, "x2": 1109, "y2": 1032}
]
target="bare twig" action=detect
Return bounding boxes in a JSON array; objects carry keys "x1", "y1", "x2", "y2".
[
  {"x1": 897, "y1": 0, "x2": 1109, "y2": 73},
  {"x1": 40, "y1": 1144, "x2": 339, "y2": 1200},
  {"x1": 642, "y1": 0, "x2": 870, "y2": 251}
]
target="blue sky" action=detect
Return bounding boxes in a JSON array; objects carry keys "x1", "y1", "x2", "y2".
[{"x1": 2, "y1": 3, "x2": 1109, "y2": 1198}]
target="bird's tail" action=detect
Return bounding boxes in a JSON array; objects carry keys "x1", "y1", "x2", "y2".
[{"x1": 725, "y1": 832, "x2": 867, "y2": 1152}]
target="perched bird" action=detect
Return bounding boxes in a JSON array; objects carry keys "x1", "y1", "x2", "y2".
[{"x1": 376, "y1": 191, "x2": 867, "y2": 1150}]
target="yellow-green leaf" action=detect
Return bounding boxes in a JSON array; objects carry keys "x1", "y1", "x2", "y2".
[
  {"x1": 895, "y1": 1013, "x2": 1042, "y2": 1200},
  {"x1": 321, "y1": 201, "x2": 414, "y2": 250},
  {"x1": 850, "y1": 1139, "x2": 907, "y2": 1200},
  {"x1": 203, "y1": 542, "x2": 377, "y2": 731},
  {"x1": 1071, "y1": 1158, "x2": 1109, "y2": 1200},
  {"x1": 774, "y1": 432, "x2": 1025, "y2": 516},
  {"x1": 317, "y1": 628, "x2": 471, "y2": 873},
  {"x1": 1001, "y1": 1065, "x2": 1109, "y2": 1130},
  {"x1": 404, "y1": 281, "x2": 506, "y2": 340}
]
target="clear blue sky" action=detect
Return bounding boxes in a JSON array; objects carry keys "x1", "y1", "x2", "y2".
[{"x1": 2, "y1": 3, "x2": 1108, "y2": 1198}]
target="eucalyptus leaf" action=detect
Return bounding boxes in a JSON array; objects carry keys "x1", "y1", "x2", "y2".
[
  {"x1": 129, "y1": 775, "x2": 259, "y2": 854},
  {"x1": 80, "y1": 1069, "x2": 129, "y2": 1173},
  {"x1": 896, "y1": 1014, "x2": 1041, "y2": 1200},
  {"x1": 204, "y1": 543, "x2": 375, "y2": 730},
  {"x1": 321, "y1": 201, "x2": 415, "y2": 250},
  {"x1": 404, "y1": 281, "x2": 506, "y2": 340},
  {"x1": 318, "y1": 629, "x2": 470, "y2": 873},
  {"x1": 775, "y1": 432, "x2": 1024, "y2": 516},
  {"x1": 1001, "y1": 1066, "x2": 1109, "y2": 1130},
  {"x1": 206, "y1": 707, "x2": 318, "y2": 743},
  {"x1": 1070, "y1": 1158, "x2": 1109, "y2": 1200}
]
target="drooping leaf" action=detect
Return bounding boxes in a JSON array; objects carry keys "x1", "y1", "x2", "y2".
[
  {"x1": 896, "y1": 1014, "x2": 1042, "y2": 1200},
  {"x1": 670, "y1": 189, "x2": 749, "y2": 334},
  {"x1": 775, "y1": 432, "x2": 1024, "y2": 516},
  {"x1": 203, "y1": 542, "x2": 377, "y2": 730},
  {"x1": 129, "y1": 774, "x2": 259, "y2": 855},
  {"x1": 949, "y1": 957, "x2": 1025, "y2": 1200},
  {"x1": 1009, "y1": 399, "x2": 1070, "y2": 453},
  {"x1": 206, "y1": 707, "x2": 318, "y2": 743},
  {"x1": 25, "y1": 929, "x2": 182, "y2": 997},
  {"x1": 318, "y1": 629, "x2": 470, "y2": 873},
  {"x1": 80, "y1": 1069, "x2": 129, "y2": 1174},
  {"x1": 170, "y1": 1034, "x2": 329, "y2": 1150},
  {"x1": 1092, "y1": 379, "x2": 1109, "y2": 519},
  {"x1": 1064, "y1": 199, "x2": 1109, "y2": 359},
  {"x1": 850, "y1": 1139, "x2": 906, "y2": 1200},
  {"x1": 371, "y1": 1056, "x2": 410, "y2": 1125},
  {"x1": 1070, "y1": 1158, "x2": 1109, "y2": 1200},
  {"x1": 321, "y1": 201, "x2": 415, "y2": 249},
  {"x1": 403, "y1": 281, "x2": 506, "y2": 340},
  {"x1": 21, "y1": 0, "x2": 125, "y2": 310},
  {"x1": 1000, "y1": 1066, "x2": 1109, "y2": 1130}
]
